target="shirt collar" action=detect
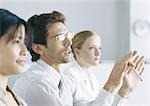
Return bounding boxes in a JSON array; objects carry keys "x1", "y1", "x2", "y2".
[
  {"x1": 72, "y1": 58, "x2": 93, "y2": 80},
  {"x1": 36, "y1": 59, "x2": 61, "y2": 88}
]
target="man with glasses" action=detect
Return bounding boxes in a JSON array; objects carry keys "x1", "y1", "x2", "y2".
[{"x1": 13, "y1": 11, "x2": 75, "y2": 106}]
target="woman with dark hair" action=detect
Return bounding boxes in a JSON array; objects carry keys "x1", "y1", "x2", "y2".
[{"x1": 0, "y1": 9, "x2": 27, "y2": 106}]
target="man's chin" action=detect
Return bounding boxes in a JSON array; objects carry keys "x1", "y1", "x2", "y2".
[
  {"x1": 63, "y1": 58, "x2": 71, "y2": 63},
  {"x1": 62, "y1": 56, "x2": 71, "y2": 63}
]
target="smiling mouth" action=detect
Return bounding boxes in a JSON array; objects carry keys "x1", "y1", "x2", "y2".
[{"x1": 16, "y1": 60, "x2": 25, "y2": 66}]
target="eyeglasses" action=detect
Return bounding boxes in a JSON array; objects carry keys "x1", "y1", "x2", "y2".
[{"x1": 48, "y1": 32, "x2": 74, "y2": 42}]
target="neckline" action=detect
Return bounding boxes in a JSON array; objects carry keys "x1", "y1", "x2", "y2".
[{"x1": 6, "y1": 86, "x2": 21, "y2": 105}]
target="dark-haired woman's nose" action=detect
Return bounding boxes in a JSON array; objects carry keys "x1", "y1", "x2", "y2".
[{"x1": 20, "y1": 44, "x2": 27, "y2": 56}]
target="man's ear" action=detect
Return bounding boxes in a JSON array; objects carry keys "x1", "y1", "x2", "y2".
[{"x1": 32, "y1": 44, "x2": 45, "y2": 55}]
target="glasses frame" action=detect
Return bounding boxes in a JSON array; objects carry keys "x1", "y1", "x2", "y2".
[{"x1": 47, "y1": 32, "x2": 74, "y2": 42}]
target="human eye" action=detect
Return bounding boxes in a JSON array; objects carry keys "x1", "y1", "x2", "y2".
[
  {"x1": 98, "y1": 47, "x2": 102, "y2": 50},
  {"x1": 13, "y1": 40, "x2": 20, "y2": 44},
  {"x1": 98, "y1": 47, "x2": 102, "y2": 52},
  {"x1": 13, "y1": 35, "x2": 24, "y2": 44},
  {"x1": 89, "y1": 46, "x2": 95, "y2": 50},
  {"x1": 55, "y1": 34, "x2": 65, "y2": 41}
]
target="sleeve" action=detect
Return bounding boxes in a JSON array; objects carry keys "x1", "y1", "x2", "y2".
[
  {"x1": 25, "y1": 81, "x2": 61, "y2": 106},
  {"x1": 88, "y1": 88, "x2": 115, "y2": 106},
  {"x1": 73, "y1": 88, "x2": 115, "y2": 106},
  {"x1": 111, "y1": 93, "x2": 127, "y2": 106}
]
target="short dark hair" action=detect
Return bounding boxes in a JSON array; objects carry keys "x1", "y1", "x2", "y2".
[
  {"x1": 0, "y1": 9, "x2": 26, "y2": 43},
  {"x1": 26, "y1": 11, "x2": 66, "y2": 61}
]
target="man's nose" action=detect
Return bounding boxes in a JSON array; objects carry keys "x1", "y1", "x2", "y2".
[{"x1": 64, "y1": 37, "x2": 72, "y2": 47}]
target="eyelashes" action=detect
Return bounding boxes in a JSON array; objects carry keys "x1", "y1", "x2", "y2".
[{"x1": 13, "y1": 40, "x2": 20, "y2": 44}]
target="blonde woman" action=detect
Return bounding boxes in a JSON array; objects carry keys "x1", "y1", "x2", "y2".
[
  {"x1": 63, "y1": 30, "x2": 144, "y2": 106},
  {"x1": 0, "y1": 9, "x2": 27, "y2": 106}
]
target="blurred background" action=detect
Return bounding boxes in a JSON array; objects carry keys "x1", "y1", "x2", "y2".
[{"x1": 1, "y1": 0, "x2": 150, "y2": 105}]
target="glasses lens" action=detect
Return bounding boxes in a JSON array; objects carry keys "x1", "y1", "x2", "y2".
[
  {"x1": 66, "y1": 32, "x2": 74, "y2": 39},
  {"x1": 55, "y1": 34, "x2": 65, "y2": 41},
  {"x1": 55, "y1": 32, "x2": 74, "y2": 42}
]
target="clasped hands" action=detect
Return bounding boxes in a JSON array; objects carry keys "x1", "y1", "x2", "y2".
[{"x1": 104, "y1": 50, "x2": 144, "y2": 98}]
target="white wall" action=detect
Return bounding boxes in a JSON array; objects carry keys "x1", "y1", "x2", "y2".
[
  {"x1": 0, "y1": 0, "x2": 130, "y2": 60},
  {"x1": 129, "y1": 0, "x2": 150, "y2": 63}
]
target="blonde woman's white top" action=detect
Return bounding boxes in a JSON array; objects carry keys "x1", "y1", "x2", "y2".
[{"x1": 63, "y1": 59, "x2": 126, "y2": 106}]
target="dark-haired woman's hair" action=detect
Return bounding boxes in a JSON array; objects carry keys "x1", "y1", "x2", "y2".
[
  {"x1": 0, "y1": 9, "x2": 26, "y2": 43},
  {"x1": 26, "y1": 11, "x2": 66, "y2": 61}
]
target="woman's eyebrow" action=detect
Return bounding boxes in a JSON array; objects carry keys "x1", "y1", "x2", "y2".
[{"x1": 16, "y1": 35, "x2": 23, "y2": 40}]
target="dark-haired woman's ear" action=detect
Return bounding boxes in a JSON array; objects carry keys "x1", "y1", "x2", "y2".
[{"x1": 32, "y1": 44, "x2": 45, "y2": 55}]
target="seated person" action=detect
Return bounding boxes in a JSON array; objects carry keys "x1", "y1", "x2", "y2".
[
  {"x1": 63, "y1": 30, "x2": 144, "y2": 106},
  {"x1": 0, "y1": 9, "x2": 27, "y2": 106}
]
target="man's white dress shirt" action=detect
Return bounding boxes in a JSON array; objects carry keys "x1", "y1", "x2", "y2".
[
  {"x1": 13, "y1": 59, "x2": 74, "y2": 106},
  {"x1": 63, "y1": 59, "x2": 126, "y2": 106}
]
